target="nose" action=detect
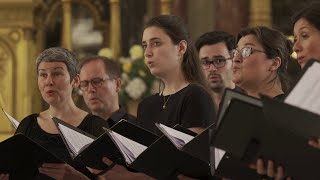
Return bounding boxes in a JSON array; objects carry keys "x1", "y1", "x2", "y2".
[
  {"x1": 87, "y1": 82, "x2": 96, "y2": 93},
  {"x1": 208, "y1": 63, "x2": 218, "y2": 72},
  {"x1": 144, "y1": 46, "x2": 152, "y2": 58},
  {"x1": 45, "y1": 75, "x2": 53, "y2": 86},
  {"x1": 293, "y1": 39, "x2": 301, "y2": 54},
  {"x1": 232, "y1": 52, "x2": 243, "y2": 64}
]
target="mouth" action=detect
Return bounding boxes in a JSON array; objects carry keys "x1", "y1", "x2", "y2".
[{"x1": 297, "y1": 56, "x2": 305, "y2": 65}]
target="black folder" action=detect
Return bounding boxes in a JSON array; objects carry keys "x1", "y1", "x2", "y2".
[
  {"x1": 211, "y1": 89, "x2": 264, "y2": 179},
  {"x1": 0, "y1": 133, "x2": 63, "y2": 179},
  {"x1": 261, "y1": 95, "x2": 320, "y2": 179},
  {"x1": 155, "y1": 123, "x2": 214, "y2": 178}
]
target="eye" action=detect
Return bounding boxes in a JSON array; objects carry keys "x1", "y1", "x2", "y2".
[
  {"x1": 91, "y1": 78, "x2": 103, "y2": 86},
  {"x1": 142, "y1": 44, "x2": 147, "y2": 50},
  {"x1": 242, "y1": 47, "x2": 252, "y2": 58},
  {"x1": 153, "y1": 41, "x2": 161, "y2": 47},
  {"x1": 215, "y1": 58, "x2": 226, "y2": 64},
  {"x1": 39, "y1": 73, "x2": 47, "y2": 78}
]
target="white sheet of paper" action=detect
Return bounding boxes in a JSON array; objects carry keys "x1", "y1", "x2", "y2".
[
  {"x1": 214, "y1": 148, "x2": 226, "y2": 169},
  {"x1": 58, "y1": 123, "x2": 95, "y2": 155},
  {"x1": 159, "y1": 123, "x2": 194, "y2": 148},
  {"x1": 2, "y1": 109, "x2": 19, "y2": 129},
  {"x1": 109, "y1": 130, "x2": 147, "y2": 164},
  {"x1": 285, "y1": 62, "x2": 320, "y2": 115}
]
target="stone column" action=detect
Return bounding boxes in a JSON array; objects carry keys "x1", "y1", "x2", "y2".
[
  {"x1": 249, "y1": 0, "x2": 272, "y2": 27},
  {"x1": 160, "y1": 0, "x2": 172, "y2": 15},
  {"x1": 215, "y1": 0, "x2": 249, "y2": 36},
  {"x1": 109, "y1": 0, "x2": 121, "y2": 59},
  {"x1": 61, "y1": 0, "x2": 72, "y2": 50},
  {"x1": 172, "y1": 0, "x2": 187, "y2": 22}
]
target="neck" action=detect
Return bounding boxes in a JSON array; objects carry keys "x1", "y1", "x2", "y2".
[
  {"x1": 161, "y1": 74, "x2": 189, "y2": 95},
  {"x1": 242, "y1": 78, "x2": 283, "y2": 99},
  {"x1": 48, "y1": 100, "x2": 81, "y2": 121}
]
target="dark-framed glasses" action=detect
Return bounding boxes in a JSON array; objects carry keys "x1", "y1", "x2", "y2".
[
  {"x1": 200, "y1": 57, "x2": 231, "y2": 69},
  {"x1": 232, "y1": 47, "x2": 265, "y2": 59},
  {"x1": 79, "y1": 77, "x2": 113, "y2": 91}
]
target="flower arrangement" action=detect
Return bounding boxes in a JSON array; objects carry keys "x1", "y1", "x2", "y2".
[{"x1": 99, "y1": 45, "x2": 158, "y2": 104}]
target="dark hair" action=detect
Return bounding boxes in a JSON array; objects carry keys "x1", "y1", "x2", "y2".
[
  {"x1": 292, "y1": 1, "x2": 320, "y2": 31},
  {"x1": 144, "y1": 15, "x2": 208, "y2": 90},
  {"x1": 36, "y1": 47, "x2": 79, "y2": 82},
  {"x1": 80, "y1": 56, "x2": 121, "y2": 79},
  {"x1": 237, "y1": 26, "x2": 293, "y2": 92},
  {"x1": 195, "y1": 31, "x2": 236, "y2": 52}
]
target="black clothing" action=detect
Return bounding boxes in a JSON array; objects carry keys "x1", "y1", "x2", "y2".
[
  {"x1": 107, "y1": 106, "x2": 136, "y2": 127},
  {"x1": 137, "y1": 83, "x2": 216, "y2": 135},
  {"x1": 16, "y1": 113, "x2": 108, "y2": 179}
]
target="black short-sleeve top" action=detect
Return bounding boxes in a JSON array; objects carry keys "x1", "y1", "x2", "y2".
[
  {"x1": 137, "y1": 83, "x2": 216, "y2": 135},
  {"x1": 15, "y1": 113, "x2": 108, "y2": 179}
]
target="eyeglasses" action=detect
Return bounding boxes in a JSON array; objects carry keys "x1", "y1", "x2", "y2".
[
  {"x1": 231, "y1": 47, "x2": 265, "y2": 59},
  {"x1": 200, "y1": 57, "x2": 231, "y2": 69},
  {"x1": 79, "y1": 77, "x2": 113, "y2": 91}
]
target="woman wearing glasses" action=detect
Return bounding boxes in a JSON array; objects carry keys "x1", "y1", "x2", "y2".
[
  {"x1": 14, "y1": 47, "x2": 108, "y2": 180},
  {"x1": 232, "y1": 26, "x2": 292, "y2": 99},
  {"x1": 232, "y1": 26, "x2": 293, "y2": 179}
]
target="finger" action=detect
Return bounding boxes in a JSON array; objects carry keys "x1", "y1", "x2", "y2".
[
  {"x1": 257, "y1": 158, "x2": 265, "y2": 174},
  {"x1": 86, "y1": 167, "x2": 102, "y2": 175},
  {"x1": 41, "y1": 163, "x2": 66, "y2": 168},
  {"x1": 267, "y1": 160, "x2": 275, "y2": 177},
  {"x1": 38, "y1": 168, "x2": 60, "y2": 179},
  {"x1": 102, "y1": 157, "x2": 114, "y2": 166},
  {"x1": 275, "y1": 165, "x2": 284, "y2": 180}
]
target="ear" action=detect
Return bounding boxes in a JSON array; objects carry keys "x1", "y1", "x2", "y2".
[
  {"x1": 115, "y1": 78, "x2": 122, "y2": 93},
  {"x1": 178, "y1": 40, "x2": 187, "y2": 56},
  {"x1": 71, "y1": 74, "x2": 80, "y2": 89},
  {"x1": 269, "y1": 57, "x2": 281, "y2": 71}
]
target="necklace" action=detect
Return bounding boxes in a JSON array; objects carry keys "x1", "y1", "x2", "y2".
[{"x1": 162, "y1": 95, "x2": 171, "y2": 109}]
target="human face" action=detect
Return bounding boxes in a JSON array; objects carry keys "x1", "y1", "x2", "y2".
[
  {"x1": 232, "y1": 35, "x2": 274, "y2": 89},
  {"x1": 199, "y1": 42, "x2": 233, "y2": 92},
  {"x1": 79, "y1": 60, "x2": 120, "y2": 115},
  {"x1": 293, "y1": 18, "x2": 320, "y2": 68},
  {"x1": 38, "y1": 62, "x2": 75, "y2": 106},
  {"x1": 142, "y1": 26, "x2": 183, "y2": 78}
]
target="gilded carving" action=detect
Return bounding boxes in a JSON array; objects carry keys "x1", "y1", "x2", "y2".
[{"x1": 8, "y1": 30, "x2": 21, "y2": 43}]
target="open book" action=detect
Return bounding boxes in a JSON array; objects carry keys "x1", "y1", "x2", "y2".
[
  {"x1": 155, "y1": 123, "x2": 194, "y2": 149},
  {"x1": 285, "y1": 59, "x2": 320, "y2": 115},
  {"x1": 2, "y1": 109, "x2": 19, "y2": 129}
]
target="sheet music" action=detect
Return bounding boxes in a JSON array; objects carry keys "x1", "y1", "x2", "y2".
[
  {"x1": 109, "y1": 130, "x2": 147, "y2": 164},
  {"x1": 285, "y1": 62, "x2": 320, "y2": 115},
  {"x1": 58, "y1": 123, "x2": 95, "y2": 156},
  {"x1": 158, "y1": 123, "x2": 194, "y2": 148},
  {"x1": 214, "y1": 148, "x2": 226, "y2": 169},
  {"x1": 2, "y1": 109, "x2": 19, "y2": 129}
]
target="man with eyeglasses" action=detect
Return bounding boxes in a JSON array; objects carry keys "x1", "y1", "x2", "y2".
[
  {"x1": 195, "y1": 31, "x2": 235, "y2": 110},
  {"x1": 79, "y1": 56, "x2": 136, "y2": 127}
]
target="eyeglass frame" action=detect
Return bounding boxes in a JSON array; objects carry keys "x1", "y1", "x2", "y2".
[
  {"x1": 79, "y1": 77, "x2": 113, "y2": 91},
  {"x1": 231, "y1": 47, "x2": 266, "y2": 59},
  {"x1": 200, "y1": 56, "x2": 233, "y2": 69}
]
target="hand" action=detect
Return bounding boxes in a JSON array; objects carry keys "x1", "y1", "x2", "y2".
[
  {"x1": 87, "y1": 157, "x2": 155, "y2": 180},
  {"x1": 308, "y1": 138, "x2": 320, "y2": 149},
  {"x1": 38, "y1": 163, "x2": 89, "y2": 180},
  {"x1": 256, "y1": 159, "x2": 291, "y2": 180},
  {"x1": 0, "y1": 174, "x2": 9, "y2": 180}
]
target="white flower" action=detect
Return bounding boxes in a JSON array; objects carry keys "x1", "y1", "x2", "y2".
[
  {"x1": 125, "y1": 77, "x2": 147, "y2": 100},
  {"x1": 119, "y1": 57, "x2": 132, "y2": 64},
  {"x1": 98, "y1": 47, "x2": 113, "y2": 58},
  {"x1": 129, "y1": 45, "x2": 144, "y2": 61},
  {"x1": 121, "y1": 73, "x2": 129, "y2": 84}
]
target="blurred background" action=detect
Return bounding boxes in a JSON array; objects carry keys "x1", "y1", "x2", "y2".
[{"x1": 0, "y1": 0, "x2": 310, "y2": 139}]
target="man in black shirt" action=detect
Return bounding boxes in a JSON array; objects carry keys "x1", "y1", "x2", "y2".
[
  {"x1": 195, "y1": 31, "x2": 235, "y2": 111},
  {"x1": 79, "y1": 56, "x2": 136, "y2": 127}
]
